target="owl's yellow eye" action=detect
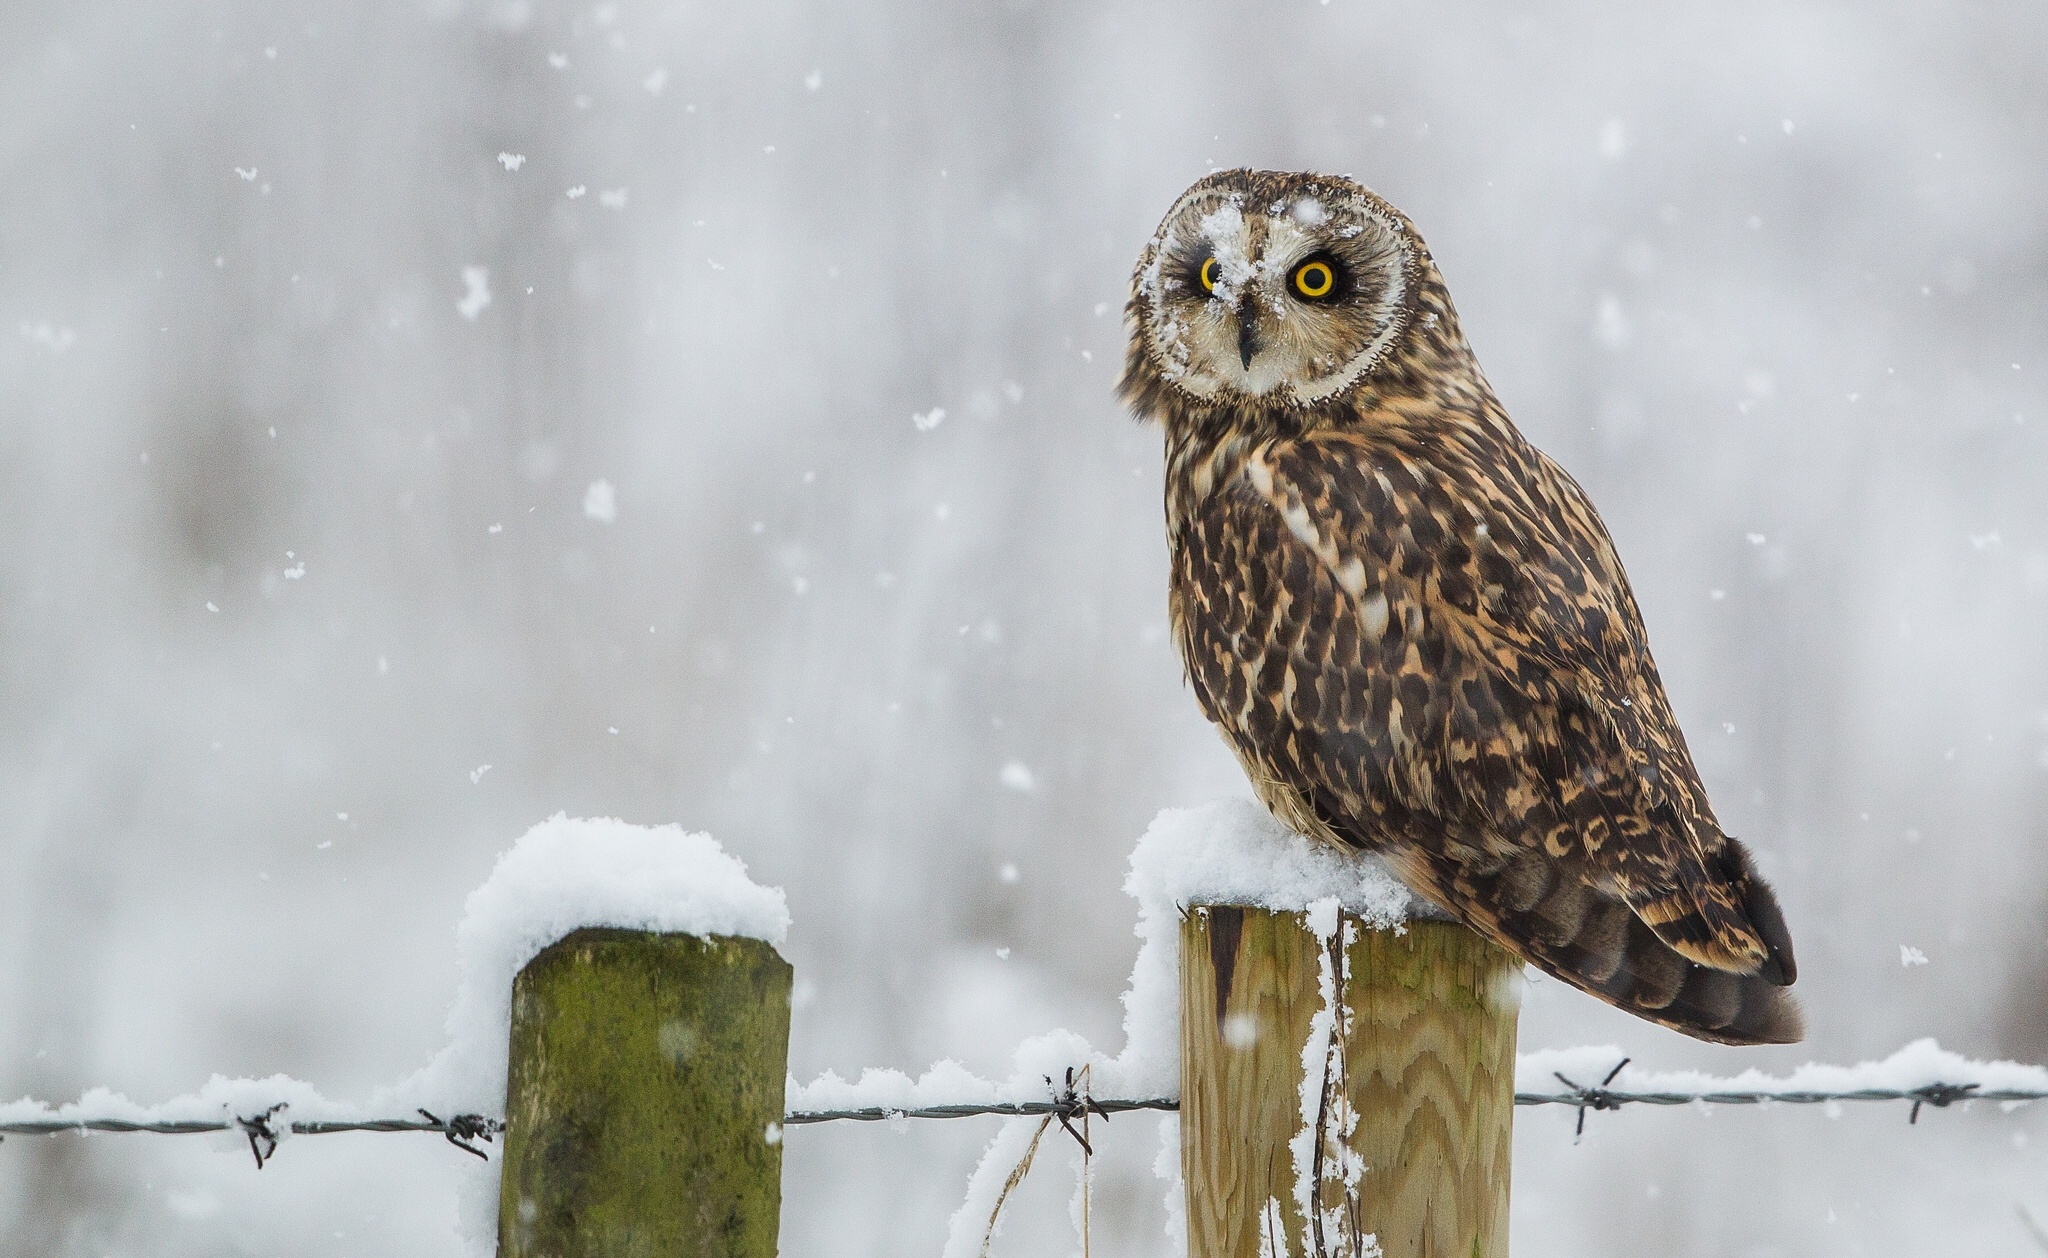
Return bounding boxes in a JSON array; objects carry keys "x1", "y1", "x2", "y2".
[
  {"x1": 1293, "y1": 259, "x2": 1336, "y2": 299},
  {"x1": 1198, "y1": 256, "x2": 1220, "y2": 293}
]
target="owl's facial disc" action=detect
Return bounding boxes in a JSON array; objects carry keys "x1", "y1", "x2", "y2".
[{"x1": 1136, "y1": 173, "x2": 1415, "y2": 405}]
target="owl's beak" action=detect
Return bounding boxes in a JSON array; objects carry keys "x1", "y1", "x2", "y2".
[{"x1": 1236, "y1": 305, "x2": 1259, "y2": 371}]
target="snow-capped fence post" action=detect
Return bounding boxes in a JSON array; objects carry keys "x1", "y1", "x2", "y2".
[
  {"x1": 1180, "y1": 905, "x2": 1519, "y2": 1258},
  {"x1": 495, "y1": 926, "x2": 793, "y2": 1256}
]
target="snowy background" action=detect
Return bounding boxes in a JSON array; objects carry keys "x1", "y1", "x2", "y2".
[{"x1": 3, "y1": 1, "x2": 2046, "y2": 1254}]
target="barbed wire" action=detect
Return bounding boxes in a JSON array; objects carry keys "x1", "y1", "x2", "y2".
[
  {"x1": 783, "y1": 1074, "x2": 2048, "y2": 1131},
  {"x1": 782, "y1": 1096, "x2": 1174, "y2": 1125},
  {"x1": 0, "y1": 1109, "x2": 501, "y2": 1167},
  {"x1": 5, "y1": 1071, "x2": 2040, "y2": 1168}
]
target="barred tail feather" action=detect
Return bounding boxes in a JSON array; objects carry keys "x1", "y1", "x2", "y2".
[
  {"x1": 1631, "y1": 835, "x2": 1798, "y2": 988},
  {"x1": 1389, "y1": 847, "x2": 1805, "y2": 1046}
]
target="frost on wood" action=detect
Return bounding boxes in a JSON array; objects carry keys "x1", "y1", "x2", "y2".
[{"x1": 1285, "y1": 904, "x2": 1378, "y2": 1258}]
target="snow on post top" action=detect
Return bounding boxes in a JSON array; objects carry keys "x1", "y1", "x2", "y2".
[
  {"x1": 456, "y1": 812, "x2": 789, "y2": 957},
  {"x1": 1125, "y1": 797, "x2": 1431, "y2": 927},
  {"x1": 1105, "y1": 799, "x2": 1437, "y2": 1109},
  {"x1": 386, "y1": 814, "x2": 787, "y2": 1118}
]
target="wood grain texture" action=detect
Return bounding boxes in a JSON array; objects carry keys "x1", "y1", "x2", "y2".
[
  {"x1": 1182, "y1": 908, "x2": 1518, "y2": 1258},
  {"x1": 498, "y1": 927, "x2": 792, "y2": 1257}
]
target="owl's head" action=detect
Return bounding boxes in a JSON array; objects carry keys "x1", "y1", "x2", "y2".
[{"x1": 1121, "y1": 169, "x2": 1428, "y2": 416}]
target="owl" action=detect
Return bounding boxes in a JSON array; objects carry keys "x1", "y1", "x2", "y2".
[{"x1": 1119, "y1": 169, "x2": 1800, "y2": 1045}]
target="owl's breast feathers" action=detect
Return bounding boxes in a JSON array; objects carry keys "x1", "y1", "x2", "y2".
[{"x1": 1165, "y1": 403, "x2": 1802, "y2": 1044}]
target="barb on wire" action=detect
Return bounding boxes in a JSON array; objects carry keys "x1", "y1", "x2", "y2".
[
  {"x1": 0, "y1": 1111, "x2": 505, "y2": 1165},
  {"x1": 238, "y1": 1104, "x2": 288, "y2": 1169},
  {"x1": 3, "y1": 1073, "x2": 2040, "y2": 1158},
  {"x1": 1046, "y1": 1066, "x2": 1109, "y2": 1156},
  {"x1": 784, "y1": 1077, "x2": 2048, "y2": 1127},
  {"x1": 1552, "y1": 1057, "x2": 1631, "y2": 1142},
  {"x1": 1907, "y1": 1082, "x2": 1977, "y2": 1124},
  {"x1": 1513, "y1": 1079, "x2": 2041, "y2": 1123},
  {"x1": 780, "y1": 1096, "x2": 1175, "y2": 1125},
  {"x1": 417, "y1": 1109, "x2": 496, "y2": 1160},
  {"x1": 975, "y1": 1067, "x2": 1105, "y2": 1258}
]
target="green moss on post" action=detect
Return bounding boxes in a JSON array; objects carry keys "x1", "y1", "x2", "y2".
[{"x1": 497, "y1": 926, "x2": 792, "y2": 1257}]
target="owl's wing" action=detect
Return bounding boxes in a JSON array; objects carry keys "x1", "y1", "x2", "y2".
[{"x1": 1174, "y1": 431, "x2": 1800, "y2": 1044}]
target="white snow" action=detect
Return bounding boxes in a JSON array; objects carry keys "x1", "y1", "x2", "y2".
[
  {"x1": 583, "y1": 478, "x2": 617, "y2": 522},
  {"x1": 0, "y1": 1072, "x2": 367, "y2": 1132},
  {"x1": 1287, "y1": 901, "x2": 1345, "y2": 1255},
  {"x1": 19, "y1": 321, "x2": 76, "y2": 353},
  {"x1": 1901, "y1": 944, "x2": 1930, "y2": 967},
  {"x1": 942, "y1": 1113, "x2": 1049, "y2": 1258},
  {"x1": 1515, "y1": 1037, "x2": 2048, "y2": 1100},
  {"x1": 1155, "y1": 1112, "x2": 1187, "y2": 1253},
  {"x1": 457, "y1": 266, "x2": 491, "y2": 320},
  {"x1": 496, "y1": 152, "x2": 525, "y2": 171},
  {"x1": 998, "y1": 761, "x2": 1036, "y2": 792},
  {"x1": 1197, "y1": 203, "x2": 1249, "y2": 283}
]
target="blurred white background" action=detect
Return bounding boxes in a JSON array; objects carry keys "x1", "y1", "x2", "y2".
[{"x1": 2, "y1": 2, "x2": 2045, "y2": 1254}]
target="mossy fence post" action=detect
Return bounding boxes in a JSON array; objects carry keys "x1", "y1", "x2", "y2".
[
  {"x1": 496, "y1": 926, "x2": 792, "y2": 1256},
  {"x1": 1180, "y1": 905, "x2": 1520, "y2": 1258}
]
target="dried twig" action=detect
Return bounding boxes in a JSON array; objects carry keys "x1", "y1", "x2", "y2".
[{"x1": 979, "y1": 1114, "x2": 1052, "y2": 1258}]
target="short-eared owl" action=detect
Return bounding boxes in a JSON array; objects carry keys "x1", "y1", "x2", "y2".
[{"x1": 1120, "y1": 169, "x2": 1800, "y2": 1044}]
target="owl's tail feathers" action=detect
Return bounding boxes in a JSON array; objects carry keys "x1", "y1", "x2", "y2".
[
  {"x1": 1389, "y1": 846, "x2": 1805, "y2": 1046},
  {"x1": 1631, "y1": 835, "x2": 1798, "y2": 988}
]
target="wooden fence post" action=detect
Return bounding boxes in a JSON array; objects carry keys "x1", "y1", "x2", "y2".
[
  {"x1": 1180, "y1": 906, "x2": 1519, "y2": 1258},
  {"x1": 497, "y1": 926, "x2": 792, "y2": 1256}
]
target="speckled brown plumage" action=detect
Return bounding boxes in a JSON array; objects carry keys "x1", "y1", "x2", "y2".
[{"x1": 1120, "y1": 170, "x2": 1800, "y2": 1045}]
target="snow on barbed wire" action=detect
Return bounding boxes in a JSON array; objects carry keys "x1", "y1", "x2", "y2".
[{"x1": 1518, "y1": 1038, "x2": 2048, "y2": 1105}]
